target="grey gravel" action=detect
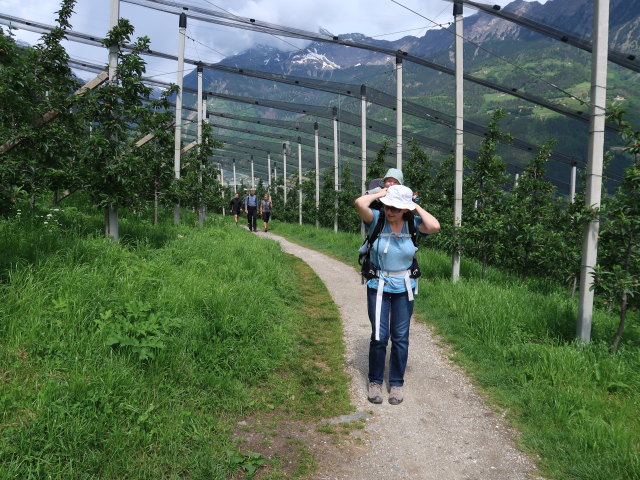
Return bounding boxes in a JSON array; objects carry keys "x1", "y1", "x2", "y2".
[
  {"x1": 327, "y1": 411, "x2": 372, "y2": 425},
  {"x1": 258, "y1": 231, "x2": 544, "y2": 480}
]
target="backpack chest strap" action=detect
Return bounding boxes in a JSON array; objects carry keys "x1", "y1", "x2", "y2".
[{"x1": 378, "y1": 224, "x2": 411, "y2": 254}]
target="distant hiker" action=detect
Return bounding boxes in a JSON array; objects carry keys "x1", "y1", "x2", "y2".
[
  {"x1": 259, "y1": 194, "x2": 272, "y2": 232},
  {"x1": 229, "y1": 193, "x2": 243, "y2": 226},
  {"x1": 244, "y1": 188, "x2": 259, "y2": 232},
  {"x1": 354, "y1": 184, "x2": 440, "y2": 405}
]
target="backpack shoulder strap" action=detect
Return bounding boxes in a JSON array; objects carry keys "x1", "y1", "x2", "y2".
[
  {"x1": 367, "y1": 210, "x2": 386, "y2": 248},
  {"x1": 407, "y1": 216, "x2": 418, "y2": 247}
]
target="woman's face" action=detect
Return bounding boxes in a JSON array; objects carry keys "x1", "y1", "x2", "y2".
[{"x1": 384, "y1": 205, "x2": 407, "y2": 218}]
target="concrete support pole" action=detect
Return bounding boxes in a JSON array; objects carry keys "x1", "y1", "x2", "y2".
[
  {"x1": 360, "y1": 85, "x2": 367, "y2": 196},
  {"x1": 577, "y1": 0, "x2": 609, "y2": 343},
  {"x1": 396, "y1": 54, "x2": 403, "y2": 169},
  {"x1": 107, "y1": 0, "x2": 119, "y2": 84},
  {"x1": 315, "y1": 122, "x2": 320, "y2": 228},
  {"x1": 204, "y1": 97, "x2": 210, "y2": 221},
  {"x1": 233, "y1": 159, "x2": 237, "y2": 194},
  {"x1": 219, "y1": 163, "x2": 225, "y2": 216},
  {"x1": 106, "y1": 0, "x2": 120, "y2": 243},
  {"x1": 452, "y1": 1, "x2": 464, "y2": 282},
  {"x1": 514, "y1": 172, "x2": 520, "y2": 188},
  {"x1": 197, "y1": 65, "x2": 203, "y2": 150},
  {"x1": 333, "y1": 108, "x2": 339, "y2": 233},
  {"x1": 267, "y1": 153, "x2": 272, "y2": 192},
  {"x1": 173, "y1": 13, "x2": 187, "y2": 224},
  {"x1": 361, "y1": 84, "x2": 368, "y2": 237},
  {"x1": 570, "y1": 162, "x2": 577, "y2": 203},
  {"x1": 197, "y1": 63, "x2": 205, "y2": 226},
  {"x1": 283, "y1": 143, "x2": 288, "y2": 204},
  {"x1": 251, "y1": 156, "x2": 255, "y2": 188},
  {"x1": 298, "y1": 138, "x2": 303, "y2": 225}
]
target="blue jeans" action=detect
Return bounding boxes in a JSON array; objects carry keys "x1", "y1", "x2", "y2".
[{"x1": 366, "y1": 288, "x2": 414, "y2": 387}]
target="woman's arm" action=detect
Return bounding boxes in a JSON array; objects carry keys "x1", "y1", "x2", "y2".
[
  {"x1": 414, "y1": 203, "x2": 441, "y2": 235},
  {"x1": 354, "y1": 188, "x2": 387, "y2": 224}
]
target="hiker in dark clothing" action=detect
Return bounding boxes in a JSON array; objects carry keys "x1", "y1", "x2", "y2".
[
  {"x1": 229, "y1": 193, "x2": 243, "y2": 226},
  {"x1": 244, "y1": 188, "x2": 259, "y2": 232}
]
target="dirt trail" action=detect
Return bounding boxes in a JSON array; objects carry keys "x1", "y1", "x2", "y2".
[{"x1": 257, "y1": 230, "x2": 542, "y2": 480}]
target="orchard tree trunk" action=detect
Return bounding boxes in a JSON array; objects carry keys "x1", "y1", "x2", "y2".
[
  {"x1": 611, "y1": 291, "x2": 627, "y2": 354},
  {"x1": 105, "y1": 204, "x2": 119, "y2": 243},
  {"x1": 154, "y1": 183, "x2": 159, "y2": 225},
  {"x1": 481, "y1": 239, "x2": 487, "y2": 280}
]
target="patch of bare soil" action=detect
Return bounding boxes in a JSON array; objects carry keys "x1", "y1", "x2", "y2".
[{"x1": 231, "y1": 411, "x2": 370, "y2": 479}]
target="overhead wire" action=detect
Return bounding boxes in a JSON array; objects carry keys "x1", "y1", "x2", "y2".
[
  {"x1": 117, "y1": 0, "x2": 610, "y2": 125},
  {"x1": 388, "y1": 0, "x2": 597, "y2": 111},
  {"x1": 442, "y1": 0, "x2": 638, "y2": 72},
  {"x1": 5, "y1": 5, "x2": 624, "y2": 185},
  {"x1": 7, "y1": 13, "x2": 608, "y2": 175}
]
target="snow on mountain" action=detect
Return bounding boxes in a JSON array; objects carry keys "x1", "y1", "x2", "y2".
[{"x1": 290, "y1": 49, "x2": 341, "y2": 70}]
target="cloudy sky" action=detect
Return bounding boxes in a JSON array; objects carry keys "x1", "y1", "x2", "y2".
[{"x1": 0, "y1": 0, "x2": 548, "y2": 81}]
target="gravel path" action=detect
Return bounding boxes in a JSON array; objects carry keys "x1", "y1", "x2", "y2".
[{"x1": 257, "y1": 230, "x2": 543, "y2": 480}]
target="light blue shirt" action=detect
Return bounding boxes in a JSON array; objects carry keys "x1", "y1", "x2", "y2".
[{"x1": 364, "y1": 209, "x2": 423, "y2": 293}]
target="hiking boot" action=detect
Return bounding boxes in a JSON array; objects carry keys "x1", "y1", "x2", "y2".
[
  {"x1": 367, "y1": 382, "x2": 383, "y2": 404},
  {"x1": 389, "y1": 386, "x2": 403, "y2": 405}
]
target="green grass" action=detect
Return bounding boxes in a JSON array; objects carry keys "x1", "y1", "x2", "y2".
[
  {"x1": 0, "y1": 209, "x2": 351, "y2": 479},
  {"x1": 3, "y1": 209, "x2": 639, "y2": 479},
  {"x1": 272, "y1": 220, "x2": 640, "y2": 480}
]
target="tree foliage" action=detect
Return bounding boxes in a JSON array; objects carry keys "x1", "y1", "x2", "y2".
[
  {"x1": 0, "y1": 0, "x2": 82, "y2": 214},
  {"x1": 593, "y1": 108, "x2": 640, "y2": 353},
  {"x1": 75, "y1": 19, "x2": 157, "y2": 211},
  {"x1": 460, "y1": 108, "x2": 513, "y2": 279},
  {"x1": 366, "y1": 138, "x2": 389, "y2": 182}
]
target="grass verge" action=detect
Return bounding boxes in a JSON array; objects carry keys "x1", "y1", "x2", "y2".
[{"x1": 0, "y1": 211, "x2": 352, "y2": 479}]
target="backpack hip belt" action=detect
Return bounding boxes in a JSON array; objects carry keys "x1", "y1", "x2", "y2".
[{"x1": 379, "y1": 269, "x2": 411, "y2": 277}]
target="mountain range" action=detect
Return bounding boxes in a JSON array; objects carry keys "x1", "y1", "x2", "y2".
[
  {"x1": 211, "y1": 0, "x2": 639, "y2": 78},
  {"x1": 184, "y1": 0, "x2": 640, "y2": 191}
]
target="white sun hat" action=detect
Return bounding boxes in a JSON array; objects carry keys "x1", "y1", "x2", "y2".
[{"x1": 379, "y1": 185, "x2": 415, "y2": 211}]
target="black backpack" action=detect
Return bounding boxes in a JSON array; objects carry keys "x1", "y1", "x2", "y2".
[{"x1": 358, "y1": 210, "x2": 421, "y2": 282}]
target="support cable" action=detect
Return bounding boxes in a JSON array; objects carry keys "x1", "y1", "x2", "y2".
[
  {"x1": 118, "y1": 0, "x2": 620, "y2": 124},
  {"x1": 441, "y1": 0, "x2": 638, "y2": 73}
]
